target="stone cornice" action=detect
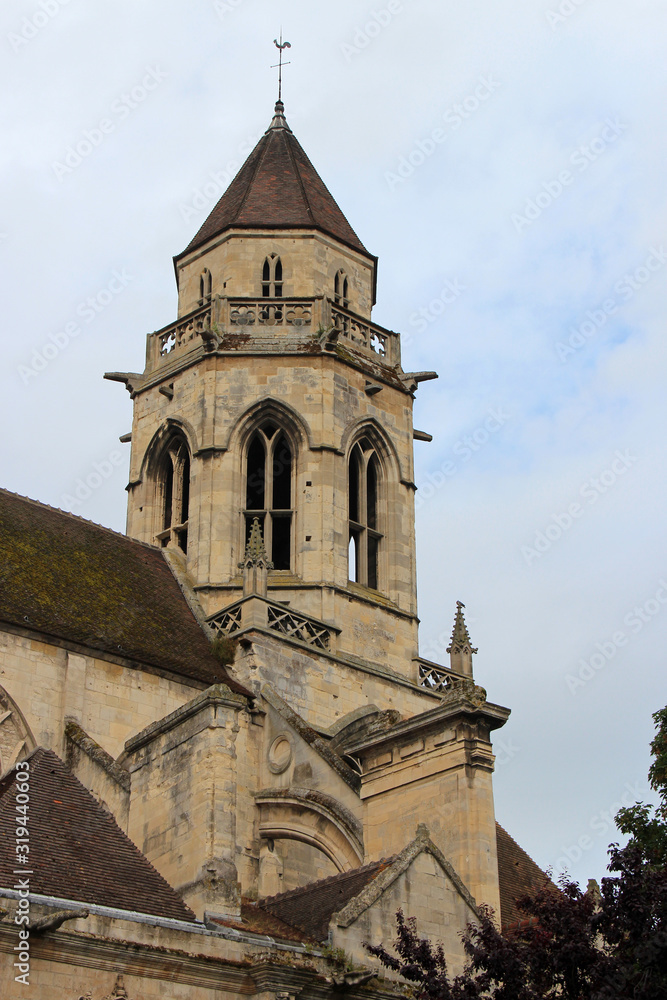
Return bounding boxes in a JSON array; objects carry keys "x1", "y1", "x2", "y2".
[
  {"x1": 125, "y1": 683, "x2": 247, "y2": 755},
  {"x1": 345, "y1": 694, "x2": 511, "y2": 758}
]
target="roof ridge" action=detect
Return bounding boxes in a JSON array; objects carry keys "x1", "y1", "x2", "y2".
[
  {"x1": 284, "y1": 131, "x2": 317, "y2": 227},
  {"x1": 0, "y1": 487, "x2": 160, "y2": 555},
  {"x1": 232, "y1": 131, "x2": 271, "y2": 225},
  {"x1": 260, "y1": 857, "x2": 393, "y2": 907}
]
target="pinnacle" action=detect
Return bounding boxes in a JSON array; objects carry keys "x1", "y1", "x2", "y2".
[
  {"x1": 447, "y1": 601, "x2": 478, "y2": 656},
  {"x1": 243, "y1": 517, "x2": 270, "y2": 566}
]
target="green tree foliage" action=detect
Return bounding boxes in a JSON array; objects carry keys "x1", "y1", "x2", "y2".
[{"x1": 367, "y1": 707, "x2": 667, "y2": 1000}]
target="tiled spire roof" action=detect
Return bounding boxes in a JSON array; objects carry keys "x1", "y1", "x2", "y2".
[{"x1": 178, "y1": 102, "x2": 373, "y2": 260}]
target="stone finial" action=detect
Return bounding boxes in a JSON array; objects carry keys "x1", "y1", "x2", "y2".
[
  {"x1": 269, "y1": 100, "x2": 291, "y2": 132},
  {"x1": 446, "y1": 601, "x2": 478, "y2": 678},
  {"x1": 239, "y1": 517, "x2": 273, "y2": 597}
]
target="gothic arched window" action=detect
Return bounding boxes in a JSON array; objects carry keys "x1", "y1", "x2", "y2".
[
  {"x1": 262, "y1": 255, "x2": 283, "y2": 298},
  {"x1": 199, "y1": 268, "x2": 212, "y2": 306},
  {"x1": 334, "y1": 269, "x2": 349, "y2": 308},
  {"x1": 157, "y1": 436, "x2": 191, "y2": 553},
  {"x1": 348, "y1": 439, "x2": 382, "y2": 590},
  {"x1": 244, "y1": 424, "x2": 293, "y2": 570}
]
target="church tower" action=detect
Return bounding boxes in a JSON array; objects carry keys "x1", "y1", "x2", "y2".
[
  {"x1": 106, "y1": 100, "x2": 510, "y2": 935},
  {"x1": 109, "y1": 100, "x2": 433, "y2": 677}
]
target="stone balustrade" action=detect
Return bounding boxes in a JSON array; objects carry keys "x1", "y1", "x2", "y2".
[
  {"x1": 146, "y1": 296, "x2": 401, "y2": 370},
  {"x1": 208, "y1": 596, "x2": 338, "y2": 652}
]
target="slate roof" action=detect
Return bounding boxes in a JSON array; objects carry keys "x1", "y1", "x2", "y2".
[
  {"x1": 0, "y1": 749, "x2": 197, "y2": 922},
  {"x1": 179, "y1": 102, "x2": 373, "y2": 261},
  {"x1": 0, "y1": 489, "x2": 248, "y2": 695},
  {"x1": 496, "y1": 822, "x2": 549, "y2": 929},
  {"x1": 260, "y1": 859, "x2": 394, "y2": 941}
]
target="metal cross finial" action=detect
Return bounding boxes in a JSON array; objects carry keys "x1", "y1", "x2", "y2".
[{"x1": 271, "y1": 31, "x2": 291, "y2": 102}]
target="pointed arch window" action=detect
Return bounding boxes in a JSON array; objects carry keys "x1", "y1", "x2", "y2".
[
  {"x1": 348, "y1": 439, "x2": 382, "y2": 590},
  {"x1": 199, "y1": 268, "x2": 212, "y2": 306},
  {"x1": 244, "y1": 424, "x2": 293, "y2": 571},
  {"x1": 334, "y1": 269, "x2": 349, "y2": 308},
  {"x1": 262, "y1": 255, "x2": 283, "y2": 298},
  {"x1": 156, "y1": 436, "x2": 191, "y2": 553}
]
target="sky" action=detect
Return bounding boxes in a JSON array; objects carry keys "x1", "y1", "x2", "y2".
[{"x1": 2, "y1": 0, "x2": 666, "y2": 891}]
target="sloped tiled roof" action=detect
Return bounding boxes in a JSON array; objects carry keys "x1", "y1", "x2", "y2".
[
  {"x1": 179, "y1": 103, "x2": 373, "y2": 261},
  {"x1": 496, "y1": 822, "x2": 549, "y2": 929},
  {"x1": 0, "y1": 749, "x2": 197, "y2": 922},
  {"x1": 260, "y1": 859, "x2": 394, "y2": 941},
  {"x1": 0, "y1": 489, "x2": 248, "y2": 695},
  {"x1": 259, "y1": 823, "x2": 547, "y2": 941},
  {"x1": 211, "y1": 898, "x2": 318, "y2": 945}
]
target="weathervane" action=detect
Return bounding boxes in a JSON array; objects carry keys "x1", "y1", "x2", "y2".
[{"x1": 271, "y1": 31, "x2": 291, "y2": 102}]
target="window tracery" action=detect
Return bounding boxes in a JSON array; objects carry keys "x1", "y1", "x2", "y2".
[
  {"x1": 244, "y1": 424, "x2": 293, "y2": 571},
  {"x1": 348, "y1": 438, "x2": 382, "y2": 590},
  {"x1": 334, "y1": 269, "x2": 349, "y2": 308},
  {"x1": 199, "y1": 267, "x2": 212, "y2": 306},
  {"x1": 262, "y1": 255, "x2": 283, "y2": 297},
  {"x1": 155, "y1": 435, "x2": 190, "y2": 553}
]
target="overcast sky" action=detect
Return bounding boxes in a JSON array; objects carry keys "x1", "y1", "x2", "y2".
[{"x1": 2, "y1": 0, "x2": 666, "y2": 892}]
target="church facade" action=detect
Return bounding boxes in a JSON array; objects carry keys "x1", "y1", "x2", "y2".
[{"x1": 0, "y1": 101, "x2": 543, "y2": 999}]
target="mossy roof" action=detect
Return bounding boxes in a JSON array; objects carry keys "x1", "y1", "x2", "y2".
[{"x1": 0, "y1": 489, "x2": 248, "y2": 694}]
